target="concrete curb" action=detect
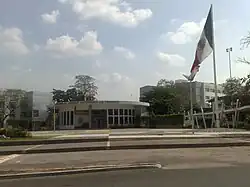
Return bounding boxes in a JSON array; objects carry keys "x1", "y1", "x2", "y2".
[
  {"x1": 0, "y1": 137, "x2": 108, "y2": 146},
  {"x1": 2, "y1": 135, "x2": 250, "y2": 146},
  {"x1": 1, "y1": 142, "x2": 250, "y2": 155},
  {"x1": 0, "y1": 163, "x2": 161, "y2": 180}
]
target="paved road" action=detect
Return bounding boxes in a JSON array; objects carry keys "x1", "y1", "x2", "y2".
[
  {"x1": 2, "y1": 166, "x2": 250, "y2": 187},
  {"x1": 2, "y1": 146, "x2": 250, "y2": 173},
  {"x1": 0, "y1": 138, "x2": 243, "y2": 153}
]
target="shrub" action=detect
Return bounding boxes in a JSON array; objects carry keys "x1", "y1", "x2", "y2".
[
  {"x1": 0, "y1": 128, "x2": 6, "y2": 135},
  {"x1": 0, "y1": 128, "x2": 31, "y2": 138}
]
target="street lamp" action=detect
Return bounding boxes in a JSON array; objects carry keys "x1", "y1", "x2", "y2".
[{"x1": 226, "y1": 47, "x2": 233, "y2": 78}]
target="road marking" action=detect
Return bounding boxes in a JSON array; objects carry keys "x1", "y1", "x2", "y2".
[
  {"x1": 0, "y1": 154, "x2": 20, "y2": 164},
  {"x1": 24, "y1": 144, "x2": 43, "y2": 151}
]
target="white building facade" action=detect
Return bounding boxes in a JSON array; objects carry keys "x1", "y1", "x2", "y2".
[{"x1": 56, "y1": 101, "x2": 149, "y2": 130}]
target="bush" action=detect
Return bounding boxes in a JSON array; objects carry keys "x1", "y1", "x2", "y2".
[{"x1": 0, "y1": 128, "x2": 31, "y2": 138}]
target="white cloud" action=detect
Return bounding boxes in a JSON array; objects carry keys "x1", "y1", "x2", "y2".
[
  {"x1": 97, "y1": 72, "x2": 130, "y2": 83},
  {"x1": 41, "y1": 10, "x2": 60, "y2": 24},
  {"x1": 170, "y1": 18, "x2": 178, "y2": 24},
  {"x1": 157, "y1": 52, "x2": 186, "y2": 67},
  {"x1": 114, "y1": 46, "x2": 135, "y2": 59},
  {"x1": 0, "y1": 26, "x2": 29, "y2": 55},
  {"x1": 59, "y1": 0, "x2": 152, "y2": 27},
  {"x1": 96, "y1": 72, "x2": 137, "y2": 100},
  {"x1": 45, "y1": 31, "x2": 103, "y2": 58},
  {"x1": 165, "y1": 18, "x2": 228, "y2": 45}
]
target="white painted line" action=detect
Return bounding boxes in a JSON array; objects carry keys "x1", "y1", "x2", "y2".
[
  {"x1": 24, "y1": 144, "x2": 43, "y2": 151},
  {"x1": 0, "y1": 154, "x2": 20, "y2": 164}
]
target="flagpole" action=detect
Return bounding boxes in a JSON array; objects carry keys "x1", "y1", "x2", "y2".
[
  {"x1": 189, "y1": 81, "x2": 194, "y2": 130},
  {"x1": 210, "y1": 4, "x2": 220, "y2": 128}
]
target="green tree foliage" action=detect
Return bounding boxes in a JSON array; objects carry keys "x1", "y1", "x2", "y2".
[
  {"x1": 222, "y1": 77, "x2": 243, "y2": 96},
  {"x1": 71, "y1": 75, "x2": 98, "y2": 101},
  {"x1": 141, "y1": 79, "x2": 189, "y2": 115},
  {"x1": 52, "y1": 75, "x2": 98, "y2": 102},
  {"x1": 222, "y1": 76, "x2": 250, "y2": 106}
]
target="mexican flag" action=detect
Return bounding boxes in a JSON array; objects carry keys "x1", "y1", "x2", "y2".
[{"x1": 183, "y1": 5, "x2": 214, "y2": 81}]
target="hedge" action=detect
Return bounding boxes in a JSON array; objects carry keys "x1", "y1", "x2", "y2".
[
  {"x1": 0, "y1": 128, "x2": 31, "y2": 138},
  {"x1": 148, "y1": 114, "x2": 184, "y2": 128}
]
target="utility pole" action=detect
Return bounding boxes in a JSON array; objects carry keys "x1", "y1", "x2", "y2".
[{"x1": 226, "y1": 47, "x2": 233, "y2": 78}]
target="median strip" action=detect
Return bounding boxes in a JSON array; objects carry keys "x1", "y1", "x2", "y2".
[
  {"x1": 1, "y1": 141, "x2": 250, "y2": 155},
  {"x1": 2, "y1": 134, "x2": 250, "y2": 146}
]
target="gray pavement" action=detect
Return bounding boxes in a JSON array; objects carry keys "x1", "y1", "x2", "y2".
[
  {"x1": 1, "y1": 166, "x2": 250, "y2": 187},
  {"x1": 0, "y1": 138, "x2": 244, "y2": 153},
  {"x1": 2, "y1": 146, "x2": 250, "y2": 173}
]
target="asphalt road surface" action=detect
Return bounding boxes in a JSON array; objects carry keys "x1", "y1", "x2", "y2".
[
  {"x1": 2, "y1": 147, "x2": 250, "y2": 173},
  {"x1": 2, "y1": 166, "x2": 250, "y2": 187},
  {"x1": 0, "y1": 138, "x2": 245, "y2": 153}
]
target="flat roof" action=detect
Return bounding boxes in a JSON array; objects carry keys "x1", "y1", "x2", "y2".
[{"x1": 56, "y1": 100, "x2": 150, "y2": 106}]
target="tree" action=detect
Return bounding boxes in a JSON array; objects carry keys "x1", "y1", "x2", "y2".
[
  {"x1": 157, "y1": 79, "x2": 175, "y2": 87},
  {"x1": 222, "y1": 77, "x2": 243, "y2": 96},
  {"x1": 52, "y1": 89, "x2": 68, "y2": 103},
  {"x1": 141, "y1": 87, "x2": 175, "y2": 115},
  {"x1": 141, "y1": 79, "x2": 189, "y2": 115},
  {"x1": 71, "y1": 75, "x2": 98, "y2": 101},
  {"x1": 238, "y1": 32, "x2": 250, "y2": 64}
]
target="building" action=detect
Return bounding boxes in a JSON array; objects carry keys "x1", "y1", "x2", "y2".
[
  {"x1": 32, "y1": 91, "x2": 53, "y2": 122},
  {"x1": 56, "y1": 101, "x2": 149, "y2": 130},
  {"x1": 0, "y1": 89, "x2": 52, "y2": 128},
  {"x1": 140, "y1": 80, "x2": 225, "y2": 108},
  {"x1": 175, "y1": 81, "x2": 224, "y2": 108}
]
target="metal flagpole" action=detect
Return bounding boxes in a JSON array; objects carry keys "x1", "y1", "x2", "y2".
[
  {"x1": 210, "y1": 4, "x2": 220, "y2": 128},
  {"x1": 189, "y1": 81, "x2": 194, "y2": 130}
]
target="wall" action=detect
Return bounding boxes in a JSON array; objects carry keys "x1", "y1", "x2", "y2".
[{"x1": 32, "y1": 91, "x2": 53, "y2": 122}]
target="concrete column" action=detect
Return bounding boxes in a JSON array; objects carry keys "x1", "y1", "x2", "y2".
[
  {"x1": 62, "y1": 111, "x2": 65, "y2": 126},
  {"x1": 88, "y1": 104, "x2": 92, "y2": 129}
]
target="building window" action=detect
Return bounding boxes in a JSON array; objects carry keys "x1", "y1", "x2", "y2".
[
  {"x1": 70, "y1": 111, "x2": 74, "y2": 125},
  {"x1": 129, "y1": 117, "x2": 132, "y2": 124},
  {"x1": 33, "y1": 110, "x2": 39, "y2": 117},
  {"x1": 133, "y1": 109, "x2": 135, "y2": 116},
  {"x1": 124, "y1": 116, "x2": 128, "y2": 124},
  {"x1": 129, "y1": 109, "x2": 132, "y2": 115},
  {"x1": 63, "y1": 112, "x2": 66, "y2": 126},
  {"x1": 108, "y1": 109, "x2": 113, "y2": 115},
  {"x1": 108, "y1": 117, "x2": 113, "y2": 125},
  {"x1": 67, "y1": 111, "x2": 70, "y2": 125},
  {"x1": 124, "y1": 109, "x2": 128, "y2": 115},
  {"x1": 205, "y1": 96, "x2": 210, "y2": 100},
  {"x1": 119, "y1": 109, "x2": 123, "y2": 115},
  {"x1": 114, "y1": 109, "x2": 118, "y2": 115},
  {"x1": 114, "y1": 117, "x2": 118, "y2": 125},
  {"x1": 120, "y1": 116, "x2": 124, "y2": 125},
  {"x1": 205, "y1": 88, "x2": 209, "y2": 92}
]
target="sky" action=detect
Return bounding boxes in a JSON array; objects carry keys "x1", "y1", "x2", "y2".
[{"x1": 1, "y1": 0, "x2": 250, "y2": 101}]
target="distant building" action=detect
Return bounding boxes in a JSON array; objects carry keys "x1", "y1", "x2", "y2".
[
  {"x1": 175, "y1": 81, "x2": 224, "y2": 108},
  {"x1": 140, "y1": 80, "x2": 225, "y2": 108},
  {"x1": 0, "y1": 89, "x2": 52, "y2": 128},
  {"x1": 32, "y1": 91, "x2": 53, "y2": 122},
  {"x1": 56, "y1": 101, "x2": 149, "y2": 129}
]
